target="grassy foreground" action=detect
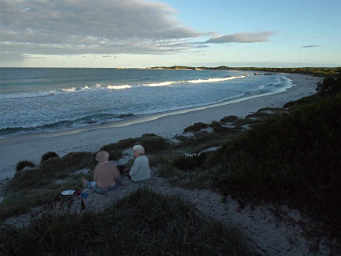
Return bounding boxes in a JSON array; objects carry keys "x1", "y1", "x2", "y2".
[{"x1": 0, "y1": 189, "x2": 251, "y2": 256}]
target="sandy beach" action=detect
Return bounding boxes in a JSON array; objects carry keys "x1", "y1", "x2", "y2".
[{"x1": 0, "y1": 73, "x2": 321, "y2": 180}]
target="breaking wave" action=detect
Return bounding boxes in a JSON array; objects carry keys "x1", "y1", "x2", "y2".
[{"x1": 0, "y1": 75, "x2": 246, "y2": 99}]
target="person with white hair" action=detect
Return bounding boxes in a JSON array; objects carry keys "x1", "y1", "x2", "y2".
[{"x1": 128, "y1": 144, "x2": 151, "y2": 182}]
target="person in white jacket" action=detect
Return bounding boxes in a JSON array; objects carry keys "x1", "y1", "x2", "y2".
[{"x1": 128, "y1": 145, "x2": 151, "y2": 182}]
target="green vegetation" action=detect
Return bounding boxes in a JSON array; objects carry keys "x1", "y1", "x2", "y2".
[
  {"x1": 2, "y1": 72, "x2": 341, "y2": 252},
  {"x1": 157, "y1": 75, "x2": 341, "y2": 238},
  {"x1": 202, "y1": 75, "x2": 341, "y2": 237},
  {"x1": 150, "y1": 65, "x2": 230, "y2": 70},
  {"x1": 184, "y1": 122, "x2": 209, "y2": 133},
  {"x1": 0, "y1": 189, "x2": 250, "y2": 256},
  {"x1": 40, "y1": 151, "x2": 60, "y2": 163},
  {"x1": 150, "y1": 66, "x2": 341, "y2": 77},
  {"x1": 229, "y1": 67, "x2": 341, "y2": 77},
  {"x1": 0, "y1": 152, "x2": 94, "y2": 220},
  {"x1": 101, "y1": 133, "x2": 172, "y2": 160},
  {"x1": 316, "y1": 75, "x2": 341, "y2": 96},
  {"x1": 15, "y1": 160, "x2": 35, "y2": 172}
]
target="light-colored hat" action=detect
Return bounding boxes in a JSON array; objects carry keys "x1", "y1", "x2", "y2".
[
  {"x1": 96, "y1": 150, "x2": 109, "y2": 162},
  {"x1": 132, "y1": 144, "x2": 145, "y2": 154}
]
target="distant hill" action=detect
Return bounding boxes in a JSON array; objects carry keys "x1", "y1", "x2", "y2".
[
  {"x1": 148, "y1": 66, "x2": 341, "y2": 76},
  {"x1": 149, "y1": 65, "x2": 230, "y2": 71}
]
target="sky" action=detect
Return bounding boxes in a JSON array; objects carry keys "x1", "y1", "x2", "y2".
[{"x1": 0, "y1": 0, "x2": 340, "y2": 68}]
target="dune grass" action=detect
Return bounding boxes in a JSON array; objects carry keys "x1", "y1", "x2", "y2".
[
  {"x1": 157, "y1": 76, "x2": 341, "y2": 239},
  {"x1": 0, "y1": 152, "x2": 94, "y2": 221},
  {"x1": 0, "y1": 189, "x2": 251, "y2": 256}
]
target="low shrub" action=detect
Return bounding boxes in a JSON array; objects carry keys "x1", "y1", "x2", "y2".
[
  {"x1": 209, "y1": 121, "x2": 233, "y2": 133},
  {"x1": 16, "y1": 161, "x2": 35, "y2": 172},
  {"x1": 184, "y1": 122, "x2": 209, "y2": 133},
  {"x1": 101, "y1": 137, "x2": 137, "y2": 153},
  {"x1": 9, "y1": 168, "x2": 47, "y2": 192},
  {"x1": 40, "y1": 157, "x2": 66, "y2": 173},
  {"x1": 62, "y1": 152, "x2": 95, "y2": 170},
  {"x1": 173, "y1": 153, "x2": 206, "y2": 171},
  {"x1": 139, "y1": 133, "x2": 171, "y2": 153},
  {"x1": 220, "y1": 115, "x2": 239, "y2": 123},
  {"x1": 284, "y1": 94, "x2": 320, "y2": 109},
  {"x1": 316, "y1": 74, "x2": 341, "y2": 96},
  {"x1": 210, "y1": 92, "x2": 341, "y2": 237},
  {"x1": 40, "y1": 152, "x2": 59, "y2": 164},
  {"x1": 100, "y1": 134, "x2": 171, "y2": 159},
  {"x1": 101, "y1": 138, "x2": 137, "y2": 160}
]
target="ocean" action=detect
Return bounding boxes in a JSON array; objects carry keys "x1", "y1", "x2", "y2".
[{"x1": 0, "y1": 68, "x2": 293, "y2": 138}]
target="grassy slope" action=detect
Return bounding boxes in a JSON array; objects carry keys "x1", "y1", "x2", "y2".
[
  {"x1": 207, "y1": 75, "x2": 341, "y2": 236},
  {"x1": 0, "y1": 189, "x2": 250, "y2": 256}
]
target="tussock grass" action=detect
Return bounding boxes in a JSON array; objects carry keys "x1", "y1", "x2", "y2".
[{"x1": 0, "y1": 189, "x2": 251, "y2": 256}]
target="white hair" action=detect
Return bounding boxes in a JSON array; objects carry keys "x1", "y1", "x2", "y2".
[{"x1": 133, "y1": 144, "x2": 145, "y2": 154}]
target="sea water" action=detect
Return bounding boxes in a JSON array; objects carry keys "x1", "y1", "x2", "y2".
[{"x1": 0, "y1": 68, "x2": 293, "y2": 137}]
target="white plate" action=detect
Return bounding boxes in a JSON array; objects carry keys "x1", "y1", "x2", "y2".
[{"x1": 61, "y1": 190, "x2": 75, "y2": 196}]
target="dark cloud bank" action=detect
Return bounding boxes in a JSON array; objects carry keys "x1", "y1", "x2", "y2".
[{"x1": 0, "y1": 0, "x2": 274, "y2": 61}]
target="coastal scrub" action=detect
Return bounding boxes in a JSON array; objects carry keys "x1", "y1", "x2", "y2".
[{"x1": 0, "y1": 189, "x2": 250, "y2": 256}]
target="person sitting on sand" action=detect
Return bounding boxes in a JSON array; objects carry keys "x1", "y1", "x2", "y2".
[
  {"x1": 82, "y1": 150, "x2": 121, "y2": 194},
  {"x1": 126, "y1": 145, "x2": 151, "y2": 182}
]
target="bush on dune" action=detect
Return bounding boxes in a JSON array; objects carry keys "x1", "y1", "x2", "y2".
[
  {"x1": 101, "y1": 133, "x2": 172, "y2": 160},
  {"x1": 16, "y1": 161, "x2": 35, "y2": 172},
  {"x1": 40, "y1": 152, "x2": 59, "y2": 164},
  {"x1": 316, "y1": 74, "x2": 341, "y2": 96},
  {"x1": 138, "y1": 133, "x2": 171, "y2": 153},
  {"x1": 173, "y1": 154, "x2": 207, "y2": 171},
  {"x1": 61, "y1": 152, "x2": 95, "y2": 170},
  {"x1": 101, "y1": 137, "x2": 138, "y2": 160},
  {"x1": 10, "y1": 152, "x2": 93, "y2": 192},
  {"x1": 210, "y1": 91, "x2": 341, "y2": 236},
  {"x1": 184, "y1": 122, "x2": 209, "y2": 133}
]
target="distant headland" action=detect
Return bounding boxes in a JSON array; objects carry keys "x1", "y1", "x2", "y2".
[{"x1": 148, "y1": 66, "x2": 341, "y2": 76}]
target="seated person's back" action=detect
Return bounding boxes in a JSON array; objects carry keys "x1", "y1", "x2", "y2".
[
  {"x1": 82, "y1": 151, "x2": 120, "y2": 193},
  {"x1": 94, "y1": 160, "x2": 120, "y2": 188}
]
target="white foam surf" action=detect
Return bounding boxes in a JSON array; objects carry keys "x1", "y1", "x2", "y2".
[
  {"x1": 61, "y1": 87, "x2": 77, "y2": 92},
  {"x1": 143, "y1": 81, "x2": 178, "y2": 87},
  {"x1": 188, "y1": 75, "x2": 246, "y2": 84},
  {"x1": 107, "y1": 84, "x2": 132, "y2": 90}
]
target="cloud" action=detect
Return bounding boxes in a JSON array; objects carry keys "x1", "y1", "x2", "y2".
[
  {"x1": 0, "y1": 52, "x2": 24, "y2": 63},
  {"x1": 302, "y1": 45, "x2": 320, "y2": 48},
  {"x1": 0, "y1": 0, "x2": 202, "y2": 59},
  {"x1": 206, "y1": 31, "x2": 274, "y2": 44}
]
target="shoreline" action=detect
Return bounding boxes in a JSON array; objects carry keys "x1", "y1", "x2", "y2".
[{"x1": 0, "y1": 73, "x2": 321, "y2": 180}]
